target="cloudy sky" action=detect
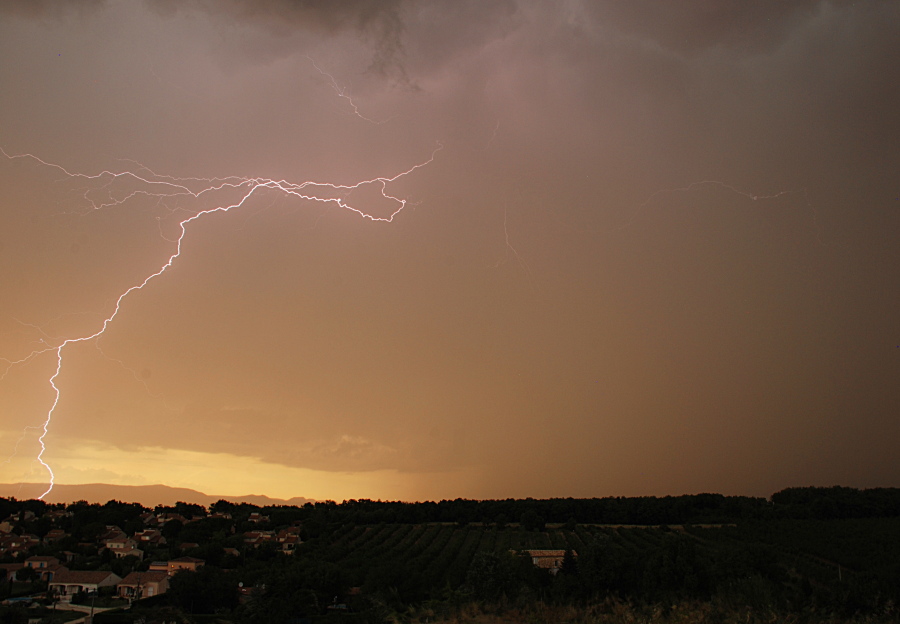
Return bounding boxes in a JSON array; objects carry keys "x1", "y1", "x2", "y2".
[{"x1": 1, "y1": 0, "x2": 898, "y2": 503}]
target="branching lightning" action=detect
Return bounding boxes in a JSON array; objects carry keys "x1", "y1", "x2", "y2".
[
  {"x1": 617, "y1": 180, "x2": 829, "y2": 247},
  {"x1": 306, "y1": 56, "x2": 396, "y2": 126},
  {"x1": 0, "y1": 142, "x2": 441, "y2": 499},
  {"x1": 492, "y1": 200, "x2": 533, "y2": 283}
]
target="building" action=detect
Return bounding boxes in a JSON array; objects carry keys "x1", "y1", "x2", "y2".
[
  {"x1": 3, "y1": 511, "x2": 35, "y2": 523},
  {"x1": 49, "y1": 570, "x2": 122, "y2": 600},
  {"x1": 276, "y1": 528, "x2": 302, "y2": 554},
  {"x1": 97, "y1": 527, "x2": 124, "y2": 543},
  {"x1": 247, "y1": 512, "x2": 269, "y2": 524},
  {"x1": 243, "y1": 530, "x2": 275, "y2": 547},
  {"x1": 103, "y1": 533, "x2": 143, "y2": 559},
  {"x1": 43, "y1": 529, "x2": 67, "y2": 544},
  {"x1": 521, "y1": 550, "x2": 577, "y2": 575},
  {"x1": 24, "y1": 556, "x2": 67, "y2": 582},
  {"x1": 0, "y1": 533, "x2": 40, "y2": 558},
  {"x1": 117, "y1": 570, "x2": 169, "y2": 599},
  {"x1": 167, "y1": 556, "x2": 205, "y2": 576},
  {"x1": 0, "y1": 563, "x2": 25, "y2": 582},
  {"x1": 133, "y1": 529, "x2": 166, "y2": 547},
  {"x1": 103, "y1": 532, "x2": 135, "y2": 551},
  {"x1": 24, "y1": 556, "x2": 59, "y2": 569},
  {"x1": 147, "y1": 513, "x2": 188, "y2": 528},
  {"x1": 109, "y1": 545, "x2": 145, "y2": 560}
]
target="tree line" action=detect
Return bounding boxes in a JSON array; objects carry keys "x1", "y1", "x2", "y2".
[{"x1": 5, "y1": 486, "x2": 900, "y2": 534}]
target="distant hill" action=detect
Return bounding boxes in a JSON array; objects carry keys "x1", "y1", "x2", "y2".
[{"x1": 0, "y1": 482, "x2": 315, "y2": 507}]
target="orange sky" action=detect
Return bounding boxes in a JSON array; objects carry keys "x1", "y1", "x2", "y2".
[{"x1": 1, "y1": 0, "x2": 898, "y2": 503}]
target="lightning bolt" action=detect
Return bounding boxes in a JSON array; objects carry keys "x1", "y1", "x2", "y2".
[
  {"x1": 306, "y1": 56, "x2": 396, "y2": 126},
  {"x1": 1, "y1": 143, "x2": 442, "y2": 499},
  {"x1": 492, "y1": 200, "x2": 533, "y2": 283},
  {"x1": 615, "y1": 180, "x2": 830, "y2": 247}
]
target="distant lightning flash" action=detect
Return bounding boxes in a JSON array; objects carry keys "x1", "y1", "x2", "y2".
[
  {"x1": 492, "y1": 200, "x2": 533, "y2": 283},
  {"x1": 612, "y1": 180, "x2": 830, "y2": 247},
  {"x1": 306, "y1": 56, "x2": 395, "y2": 125},
  {"x1": 1, "y1": 143, "x2": 441, "y2": 499},
  {"x1": 614, "y1": 180, "x2": 794, "y2": 233}
]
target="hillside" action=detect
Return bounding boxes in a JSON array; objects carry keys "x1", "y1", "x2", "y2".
[{"x1": 0, "y1": 483, "x2": 313, "y2": 508}]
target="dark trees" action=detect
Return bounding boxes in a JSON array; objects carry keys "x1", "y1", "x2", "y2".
[{"x1": 167, "y1": 567, "x2": 239, "y2": 614}]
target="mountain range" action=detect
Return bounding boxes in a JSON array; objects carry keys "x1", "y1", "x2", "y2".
[{"x1": 0, "y1": 482, "x2": 315, "y2": 508}]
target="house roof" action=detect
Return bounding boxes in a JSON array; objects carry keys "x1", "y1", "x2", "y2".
[
  {"x1": 108, "y1": 546, "x2": 142, "y2": 555},
  {"x1": 5, "y1": 533, "x2": 39, "y2": 543},
  {"x1": 134, "y1": 532, "x2": 163, "y2": 543},
  {"x1": 119, "y1": 571, "x2": 169, "y2": 586},
  {"x1": 519, "y1": 549, "x2": 576, "y2": 569},
  {"x1": 169, "y1": 556, "x2": 204, "y2": 563},
  {"x1": 524, "y1": 550, "x2": 571, "y2": 557},
  {"x1": 98, "y1": 527, "x2": 123, "y2": 539},
  {"x1": 50, "y1": 570, "x2": 121, "y2": 585}
]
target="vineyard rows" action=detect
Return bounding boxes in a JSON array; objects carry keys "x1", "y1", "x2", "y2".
[
  {"x1": 315, "y1": 524, "x2": 701, "y2": 591},
  {"x1": 301, "y1": 518, "x2": 898, "y2": 602}
]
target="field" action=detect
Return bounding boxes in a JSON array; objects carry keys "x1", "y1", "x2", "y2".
[{"x1": 275, "y1": 518, "x2": 900, "y2": 613}]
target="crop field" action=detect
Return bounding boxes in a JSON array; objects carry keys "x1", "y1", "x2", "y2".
[{"x1": 291, "y1": 517, "x2": 900, "y2": 608}]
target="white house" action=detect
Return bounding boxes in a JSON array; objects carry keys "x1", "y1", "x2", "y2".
[{"x1": 49, "y1": 570, "x2": 122, "y2": 600}]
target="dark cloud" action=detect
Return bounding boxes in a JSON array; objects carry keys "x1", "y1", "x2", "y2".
[
  {"x1": 147, "y1": 0, "x2": 404, "y2": 31},
  {"x1": 145, "y1": 0, "x2": 411, "y2": 82},
  {"x1": 0, "y1": 0, "x2": 105, "y2": 18},
  {"x1": 582, "y1": 0, "x2": 860, "y2": 54}
]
